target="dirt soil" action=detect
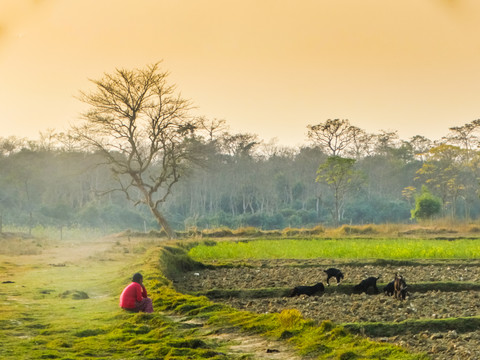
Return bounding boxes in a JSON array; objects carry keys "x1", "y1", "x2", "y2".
[{"x1": 174, "y1": 259, "x2": 480, "y2": 360}]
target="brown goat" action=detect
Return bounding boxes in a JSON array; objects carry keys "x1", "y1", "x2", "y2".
[{"x1": 393, "y1": 273, "x2": 407, "y2": 300}]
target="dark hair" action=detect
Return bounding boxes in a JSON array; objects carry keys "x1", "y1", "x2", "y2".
[{"x1": 132, "y1": 273, "x2": 143, "y2": 283}]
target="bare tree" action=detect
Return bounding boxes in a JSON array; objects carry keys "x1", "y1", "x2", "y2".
[
  {"x1": 196, "y1": 117, "x2": 229, "y2": 142},
  {"x1": 347, "y1": 126, "x2": 375, "y2": 159},
  {"x1": 307, "y1": 119, "x2": 356, "y2": 156},
  {"x1": 444, "y1": 119, "x2": 480, "y2": 161},
  {"x1": 373, "y1": 130, "x2": 400, "y2": 156},
  {"x1": 410, "y1": 135, "x2": 433, "y2": 161},
  {"x1": 73, "y1": 62, "x2": 200, "y2": 239}
]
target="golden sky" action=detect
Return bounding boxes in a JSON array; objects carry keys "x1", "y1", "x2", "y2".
[{"x1": 1, "y1": 0, "x2": 480, "y2": 146}]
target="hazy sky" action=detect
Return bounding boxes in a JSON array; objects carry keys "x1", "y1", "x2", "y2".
[{"x1": 1, "y1": 0, "x2": 480, "y2": 147}]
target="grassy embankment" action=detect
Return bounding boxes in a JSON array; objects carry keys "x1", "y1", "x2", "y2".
[{"x1": 0, "y1": 233, "x2": 429, "y2": 359}]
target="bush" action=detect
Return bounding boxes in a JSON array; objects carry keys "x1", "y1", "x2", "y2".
[{"x1": 411, "y1": 186, "x2": 442, "y2": 221}]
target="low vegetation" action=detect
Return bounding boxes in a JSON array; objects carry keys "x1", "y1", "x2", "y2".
[
  {"x1": 173, "y1": 226, "x2": 480, "y2": 360},
  {"x1": 188, "y1": 238, "x2": 480, "y2": 261},
  {"x1": 0, "y1": 231, "x2": 431, "y2": 359}
]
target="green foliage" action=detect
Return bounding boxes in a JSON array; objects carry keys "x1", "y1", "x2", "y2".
[
  {"x1": 157, "y1": 246, "x2": 207, "y2": 282},
  {"x1": 74, "y1": 328, "x2": 106, "y2": 337},
  {"x1": 317, "y1": 156, "x2": 357, "y2": 185},
  {"x1": 316, "y1": 156, "x2": 362, "y2": 226},
  {"x1": 40, "y1": 203, "x2": 74, "y2": 226},
  {"x1": 6, "y1": 117, "x2": 480, "y2": 234},
  {"x1": 411, "y1": 186, "x2": 442, "y2": 221},
  {"x1": 346, "y1": 196, "x2": 411, "y2": 224}
]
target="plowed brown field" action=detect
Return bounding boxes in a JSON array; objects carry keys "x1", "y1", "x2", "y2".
[{"x1": 174, "y1": 259, "x2": 480, "y2": 360}]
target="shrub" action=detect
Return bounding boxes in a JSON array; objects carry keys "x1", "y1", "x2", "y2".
[{"x1": 411, "y1": 186, "x2": 442, "y2": 221}]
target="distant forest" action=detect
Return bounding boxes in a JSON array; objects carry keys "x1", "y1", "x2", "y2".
[{"x1": 2, "y1": 118, "x2": 480, "y2": 233}]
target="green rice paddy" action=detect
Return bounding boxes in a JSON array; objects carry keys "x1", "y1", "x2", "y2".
[{"x1": 189, "y1": 238, "x2": 480, "y2": 260}]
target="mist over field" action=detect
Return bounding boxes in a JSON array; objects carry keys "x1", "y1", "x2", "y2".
[{"x1": 1, "y1": 116, "x2": 480, "y2": 236}]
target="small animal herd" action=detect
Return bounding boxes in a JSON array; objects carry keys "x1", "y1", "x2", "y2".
[{"x1": 290, "y1": 268, "x2": 408, "y2": 300}]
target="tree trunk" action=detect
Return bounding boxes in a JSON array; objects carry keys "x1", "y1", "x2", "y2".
[
  {"x1": 150, "y1": 206, "x2": 177, "y2": 239},
  {"x1": 334, "y1": 189, "x2": 340, "y2": 227},
  {"x1": 29, "y1": 212, "x2": 33, "y2": 236}
]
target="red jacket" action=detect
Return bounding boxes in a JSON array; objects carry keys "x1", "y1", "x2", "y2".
[{"x1": 119, "y1": 282, "x2": 148, "y2": 309}]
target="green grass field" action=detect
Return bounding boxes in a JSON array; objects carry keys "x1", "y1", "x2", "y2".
[
  {"x1": 0, "y1": 235, "x2": 434, "y2": 359},
  {"x1": 189, "y1": 238, "x2": 480, "y2": 261}
]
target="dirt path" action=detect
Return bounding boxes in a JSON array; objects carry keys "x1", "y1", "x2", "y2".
[
  {"x1": 166, "y1": 314, "x2": 301, "y2": 360},
  {"x1": 214, "y1": 333, "x2": 301, "y2": 359}
]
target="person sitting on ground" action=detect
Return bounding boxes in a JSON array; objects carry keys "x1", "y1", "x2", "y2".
[{"x1": 119, "y1": 272, "x2": 153, "y2": 313}]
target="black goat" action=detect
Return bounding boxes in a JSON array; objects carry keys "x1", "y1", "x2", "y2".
[
  {"x1": 324, "y1": 268, "x2": 344, "y2": 286},
  {"x1": 290, "y1": 282, "x2": 325, "y2": 296},
  {"x1": 383, "y1": 281, "x2": 395, "y2": 296},
  {"x1": 353, "y1": 276, "x2": 380, "y2": 294}
]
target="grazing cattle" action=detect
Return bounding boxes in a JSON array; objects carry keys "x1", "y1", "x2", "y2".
[
  {"x1": 290, "y1": 282, "x2": 325, "y2": 296},
  {"x1": 394, "y1": 274, "x2": 408, "y2": 300},
  {"x1": 324, "y1": 268, "x2": 344, "y2": 286},
  {"x1": 383, "y1": 281, "x2": 395, "y2": 296},
  {"x1": 353, "y1": 276, "x2": 380, "y2": 294}
]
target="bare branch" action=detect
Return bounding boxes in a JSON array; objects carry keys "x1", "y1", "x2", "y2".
[{"x1": 74, "y1": 62, "x2": 199, "y2": 238}]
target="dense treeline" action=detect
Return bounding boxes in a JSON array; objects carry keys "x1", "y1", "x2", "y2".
[{"x1": 1, "y1": 118, "x2": 480, "y2": 233}]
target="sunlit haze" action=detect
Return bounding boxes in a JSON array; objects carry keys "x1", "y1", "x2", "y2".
[{"x1": 1, "y1": 0, "x2": 480, "y2": 146}]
